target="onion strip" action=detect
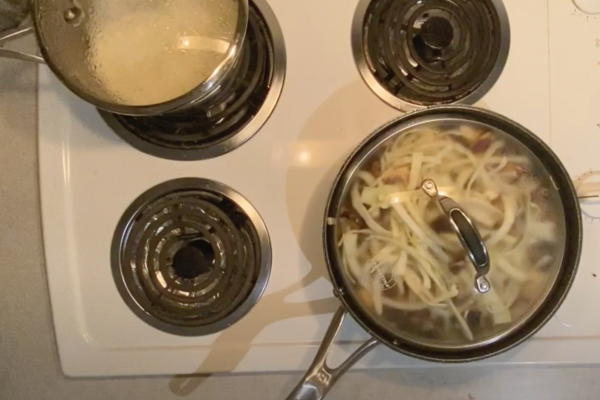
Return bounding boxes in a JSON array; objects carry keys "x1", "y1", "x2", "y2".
[
  {"x1": 391, "y1": 201, "x2": 449, "y2": 262},
  {"x1": 351, "y1": 183, "x2": 390, "y2": 236}
]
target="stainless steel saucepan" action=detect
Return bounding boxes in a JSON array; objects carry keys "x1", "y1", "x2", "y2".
[
  {"x1": 0, "y1": 0, "x2": 248, "y2": 116},
  {"x1": 287, "y1": 106, "x2": 582, "y2": 400}
]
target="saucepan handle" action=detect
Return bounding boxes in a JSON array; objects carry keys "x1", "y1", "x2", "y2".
[
  {"x1": 285, "y1": 306, "x2": 379, "y2": 400},
  {"x1": 0, "y1": 26, "x2": 45, "y2": 64}
]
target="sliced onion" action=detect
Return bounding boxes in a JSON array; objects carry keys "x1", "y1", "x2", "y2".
[
  {"x1": 342, "y1": 233, "x2": 369, "y2": 288},
  {"x1": 372, "y1": 271, "x2": 383, "y2": 315},
  {"x1": 351, "y1": 183, "x2": 390, "y2": 236},
  {"x1": 487, "y1": 196, "x2": 516, "y2": 246},
  {"x1": 380, "y1": 296, "x2": 443, "y2": 311},
  {"x1": 356, "y1": 171, "x2": 376, "y2": 186},
  {"x1": 448, "y1": 300, "x2": 474, "y2": 341},
  {"x1": 496, "y1": 257, "x2": 528, "y2": 282},
  {"x1": 391, "y1": 201, "x2": 450, "y2": 262},
  {"x1": 408, "y1": 152, "x2": 423, "y2": 190}
]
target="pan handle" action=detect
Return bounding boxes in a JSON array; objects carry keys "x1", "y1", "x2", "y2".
[
  {"x1": 0, "y1": 26, "x2": 45, "y2": 64},
  {"x1": 285, "y1": 307, "x2": 379, "y2": 400}
]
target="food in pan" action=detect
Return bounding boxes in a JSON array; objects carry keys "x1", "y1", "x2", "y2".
[
  {"x1": 88, "y1": 0, "x2": 238, "y2": 105},
  {"x1": 338, "y1": 123, "x2": 562, "y2": 343}
]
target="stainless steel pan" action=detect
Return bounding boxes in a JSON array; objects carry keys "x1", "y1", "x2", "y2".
[
  {"x1": 287, "y1": 106, "x2": 582, "y2": 400},
  {"x1": 0, "y1": 0, "x2": 249, "y2": 116}
]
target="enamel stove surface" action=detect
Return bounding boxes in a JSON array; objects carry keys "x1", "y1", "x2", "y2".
[{"x1": 38, "y1": 0, "x2": 600, "y2": 377}]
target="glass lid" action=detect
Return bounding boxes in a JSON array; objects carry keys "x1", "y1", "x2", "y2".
[
  {"x1": 35, "y1": 0, "x2": 247, "y2": 109},
  {"x1": 333, "y1": 110, "x2": 566, "y2": 349}
]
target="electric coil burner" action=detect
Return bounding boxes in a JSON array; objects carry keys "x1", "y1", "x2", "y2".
[
  {"x1": 111, "y1": 178, "x2": 271, "y2": 336},
  {"x1": 100, "y1": 1, "x2": 286, "y2": 160},
  {"x1": 352, "y1": 0, "x2": 510, "y2": 110}
]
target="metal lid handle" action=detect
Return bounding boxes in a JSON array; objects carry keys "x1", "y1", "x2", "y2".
[{"x1": 422, "y1": 179, "x2": 491, "y2": 293}]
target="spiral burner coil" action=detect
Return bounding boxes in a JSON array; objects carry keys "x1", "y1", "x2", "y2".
[
  {"x1": 352, "y1": 0, "x2": 510, "y2": 110},
  {"x1": 111, "y1": 178, "x2": 271, "y2": 336}
]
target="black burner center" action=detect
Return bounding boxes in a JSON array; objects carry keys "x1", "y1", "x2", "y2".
[
  {"x1": 172, "y1": 239, "x2": 215, "y2": 279},
  {"x1": 420, "y1": 16, "x2": 454, "y2": 50}
]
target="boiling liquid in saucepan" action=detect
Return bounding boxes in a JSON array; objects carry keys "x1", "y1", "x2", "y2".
[{"x1": 86, "y1": 0, "x2": 239, "y2": 106}]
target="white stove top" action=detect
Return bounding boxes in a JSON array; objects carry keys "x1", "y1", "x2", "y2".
[{"x1": 38, "y1": 0, "x2": 600, "y2": 377}]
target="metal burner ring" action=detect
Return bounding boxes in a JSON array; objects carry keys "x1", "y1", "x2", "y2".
[
  {"x1": 352, "y1": 0, "x2": 510, "y2": 111},
  {"x1": 111, "y1": 178, "x2": 271, "y2": 336}
]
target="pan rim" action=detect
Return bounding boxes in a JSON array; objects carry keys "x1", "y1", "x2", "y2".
[{"x1": 323, "y1": 105, "x2": 582, "y2": 362}]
